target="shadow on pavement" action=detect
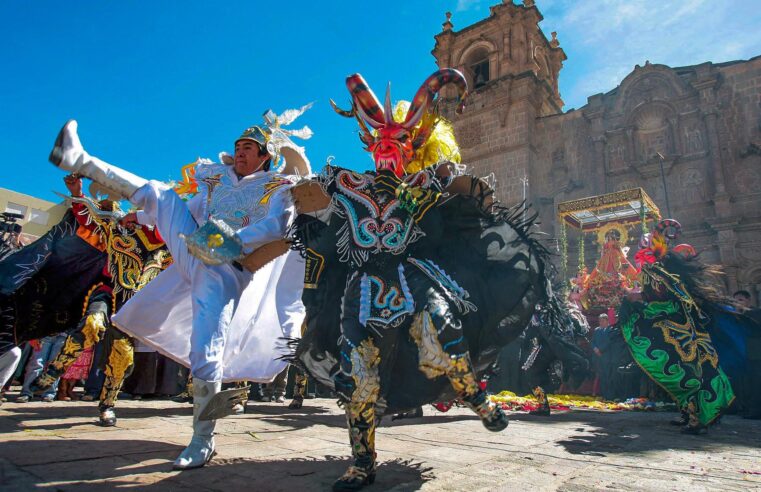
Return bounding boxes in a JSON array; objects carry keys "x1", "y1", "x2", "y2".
[
  {"x1": 243, "y1": 402, "x2": 333, "y2": 415},
  {"x1": 1, "y1": 438, "x2": 433, "y2": 491},
  {"x1": 0, "y1": 403, "x2": 193, "y2": 430},
  {"x1": 205, "y1": 454, "x2": 434, "y2": 491},
  {"x1": 536, "y1": 411, "x2": 761, "y2": 455},
  {"x1": 254, "y1": 408, "x2": 481, "y2": 433}
]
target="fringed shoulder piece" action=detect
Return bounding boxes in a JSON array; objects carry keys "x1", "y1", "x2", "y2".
[{"x1": 287, "y1": 214, "x2": 329, "y2": 258}]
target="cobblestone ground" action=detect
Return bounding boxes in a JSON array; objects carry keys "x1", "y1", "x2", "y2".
[{"x1": 1, "y1": 390, "x2": 760, "y2": 491}]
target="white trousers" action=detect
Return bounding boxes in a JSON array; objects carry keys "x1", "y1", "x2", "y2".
[
  {"x1": 130, "y1": 182, "x2": 251, "y2": 382},
  {"x1": 0, "y1": 346, "x2": 22, "y2": 389}
]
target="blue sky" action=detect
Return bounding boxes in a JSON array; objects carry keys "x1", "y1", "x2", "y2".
[{"x1": 2, "y1": 1, "x2": 760, "y2": 203}]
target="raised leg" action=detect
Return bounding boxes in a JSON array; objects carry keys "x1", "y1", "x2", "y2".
[
  {"x1": 49, "y1": 120, "x2": 147, "y2": 199},
  {"x1": 128, "y1": 183, "x2": 198, "y2": 272},
  {"x1": 408, "y1": 279, "x2": 508, "y2": 432}
]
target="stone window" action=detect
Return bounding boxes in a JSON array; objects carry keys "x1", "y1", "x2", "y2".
[
  {"x1": 471, "y1": 58, "x2": 490, "y2": 88},
  {"x1": 4, "y1": 202, "x2": 27, "y2": 219},
  {"x1": 30, "y1": 208, "x2": 49, "y2": 225},
  {"x1": 465, "y1": 46, "x2": 491, "y2": 89}
]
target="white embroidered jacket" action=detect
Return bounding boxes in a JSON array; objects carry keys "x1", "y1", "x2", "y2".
[{"x1": 186, "y1": 162, "x2": 296, "y2": 253}]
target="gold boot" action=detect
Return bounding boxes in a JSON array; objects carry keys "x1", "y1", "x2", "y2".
[
  {"x1": 333, "y1": 410, "x2": 377, "y2": 491},
  {"x1": 288, "y1": 370, "x2": 307, "y2": 409},
  {"x1": 528, "y1": 386, "x2": 551, "y2": 416},
  {"x1": 449, "y1": 354, "x2": 509, "y2": 432}
]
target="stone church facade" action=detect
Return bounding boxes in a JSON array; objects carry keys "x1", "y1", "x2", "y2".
[{"x1": 433, "y1": 0, "x2": 761, "y2": 302}]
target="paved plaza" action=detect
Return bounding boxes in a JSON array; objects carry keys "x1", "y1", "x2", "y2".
[{"x1": 1, "y1": 393, "x2": 760, "y2": 491}]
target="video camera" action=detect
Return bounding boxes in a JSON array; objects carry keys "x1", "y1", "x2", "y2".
[{"x1": 0, "y1": 212, "x2": 24, "y2": 235}]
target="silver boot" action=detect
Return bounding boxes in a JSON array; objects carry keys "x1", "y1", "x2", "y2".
[
  {"x1": 173, "y1": 378, "x2": 220, "y2": 470},
  {"x1": 49, "y1": 120, "x2": 147, "y2": 200}
]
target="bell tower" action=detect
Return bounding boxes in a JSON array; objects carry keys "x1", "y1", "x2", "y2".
[{"x1": 433, "y1": 0, "x2": 566, "y2": 203}]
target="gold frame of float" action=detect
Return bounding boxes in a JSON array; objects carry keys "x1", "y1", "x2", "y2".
[{"x1": 557, "y1": 188, "x2": 661, "y2": 232}]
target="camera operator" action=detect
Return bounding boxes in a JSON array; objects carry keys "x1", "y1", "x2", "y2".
[{"x1": 0, "y1": 212, "x2": 24, "y2": 259}]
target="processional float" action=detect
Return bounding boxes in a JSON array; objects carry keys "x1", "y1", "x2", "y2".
[{"x1": 557, "y1": 188, "x2": 660, "y2": 320}]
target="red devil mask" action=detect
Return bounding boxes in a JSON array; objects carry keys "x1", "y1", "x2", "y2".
[{"x1": 332, "y1": 69, "x2": 468, "y2": 177}]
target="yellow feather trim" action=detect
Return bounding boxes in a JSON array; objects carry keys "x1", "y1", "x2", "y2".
[{"x1": 392, "y1": 101, "x2": 461, "y2": 173}]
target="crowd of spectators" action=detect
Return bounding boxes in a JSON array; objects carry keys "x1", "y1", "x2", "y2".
[{"x1": 0, "y1": 337, "x2": 307, "y2": 407}]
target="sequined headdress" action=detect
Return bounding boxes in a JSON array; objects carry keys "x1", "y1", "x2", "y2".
[{"x1": 222, "y1": 103, "x2": 314, "y2": 176}]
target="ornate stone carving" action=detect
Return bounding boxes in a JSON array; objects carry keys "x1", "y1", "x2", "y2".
[
  {"x1": 638, "y1": 129, "x2": 672, "y2": 161},
  {"x1": 431, "y1": 4, "x2": 759, "y2": 284},
  {"x1": 607, "y1": 142, "x2": 626, "y2": 171},
  {"x1": 627, "y1": 75, "x2": 675, "y2": 108},
  {"x1": 679, "y1": 167, "x2": 705, "y2": 204},
  {"x1": 532, "y1": 43, "x2": 551, "y2": 82},
  {"x1": 735, "y1": 168, "x2": 761, "y2": 195},
  {"x1": 550, "y1": 31, "x2": 559, "y2": 48},
  {"x1": 442, "y1": 11, "x2": 453, "y2": 32},
  {"x1": 739, "y1": 245, "x2": 761, "y2": 262},
  {"x1": 717, "y1": 229, "x2": 736, "y2": 247},
  {"x1": 683, "y1": 125, "x2": 704, "y2": 153},
  {"x1": 679, "y1": 167, "x2": 703, "y2": 187},
  {"x1": 739, "y1": 142, "x2": 761, "y2": 157}
]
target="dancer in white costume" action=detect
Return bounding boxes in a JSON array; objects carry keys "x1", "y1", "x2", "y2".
[
  {"x1": 48, "y1": 108, "x2": 311, "y2": 470},
  {"x1": 0, "y1": 347, "x2": 22, "y2": 395}
]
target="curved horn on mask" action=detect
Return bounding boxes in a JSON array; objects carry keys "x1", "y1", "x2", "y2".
[
  {"x1": 330, "y1": 98, "x2": 375, "y2": 147},
  {"x1": 403, "y1": 68, "x2": 468, "y2": 130},
  {"x1": 345, "y1": 74, "x2": 386, "y2": 130},
  {"x1": 330, "y1": 99, "x2": 355, "y2": 118}
]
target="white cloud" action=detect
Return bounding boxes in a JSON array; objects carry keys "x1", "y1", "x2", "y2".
[
  {"x1": 456, "y1": 0, "x2": 485, "y2": 12},
  {"x1": 538, "y1": 0, "x2": 761, "y2": 108}
]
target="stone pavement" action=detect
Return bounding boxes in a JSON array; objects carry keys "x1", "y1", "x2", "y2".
[{"x1": 1, "y1": 393, "x2": 760, "y2": 491}]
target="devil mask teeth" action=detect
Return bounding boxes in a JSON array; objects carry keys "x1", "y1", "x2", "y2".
[{"x1": 331, "y1": 69, "x2": 469, "y2": 177}]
